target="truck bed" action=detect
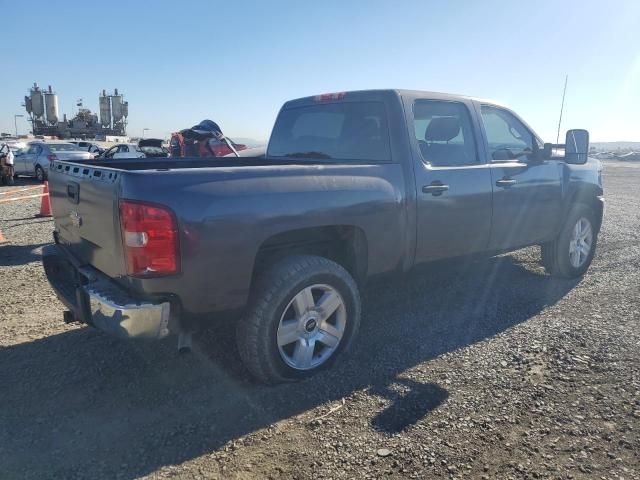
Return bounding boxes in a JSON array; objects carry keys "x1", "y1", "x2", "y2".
[{"x1": 70, "y1": 156, "x2": 327, "y2": 172}]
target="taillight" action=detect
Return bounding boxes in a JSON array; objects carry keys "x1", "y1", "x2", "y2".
[
  {"x1": 119, "y1": 200, "x2": 179, "y2": 277},
  {"x1": 47, "y1": 154, "x2": 58, "y2": 162}
]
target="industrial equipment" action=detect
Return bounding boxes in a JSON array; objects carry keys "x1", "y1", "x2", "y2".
[{"x1": 24, "y1": 83, "x2": 128, "y2": 139}]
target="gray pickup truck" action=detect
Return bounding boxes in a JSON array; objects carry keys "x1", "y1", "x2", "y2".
[{"x1": 43, "y1": 90, "x2": 603, "y2": 383}]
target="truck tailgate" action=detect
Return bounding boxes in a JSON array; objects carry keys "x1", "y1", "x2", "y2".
[{"x1": 48, "y1": 161, "x2": 125, "y2": 278}]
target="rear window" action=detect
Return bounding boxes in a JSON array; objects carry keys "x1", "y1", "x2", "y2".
[
  {"x1": 268, "y1": 101, "x2": 391, "y2": 162},
  {"x1": 49, "y1": 143, "x2": 82, "y2": 152}
]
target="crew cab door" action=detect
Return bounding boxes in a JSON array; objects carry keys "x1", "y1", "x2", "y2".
[
  {"x1": 408, "y1": 98, "x2": 493, "y2": 262},
  {"x1": 477, "y1": 104, "x2": 563, "y2": 249}
]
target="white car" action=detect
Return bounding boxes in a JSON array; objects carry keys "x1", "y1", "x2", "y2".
[
  {"x1": 99, "y1": 139, "x2": 168, "y2": 159},
  {"x1": 99, "y1": 143, "x2": 145, "y2": 159},
  {"x1": 69, "y1": 141, "x2": 104, "y2": 156}
]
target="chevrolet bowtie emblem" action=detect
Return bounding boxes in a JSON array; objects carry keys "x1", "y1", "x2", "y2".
[{"x1": 69, "y1": 211, "x2": 82, "y2": 228}]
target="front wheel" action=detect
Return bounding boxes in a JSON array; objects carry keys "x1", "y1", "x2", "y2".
[
  {"x1": 237, "y1": 255, "x2": 361, "y2": 384},
  {"x1": 541, "y1": 204, "x2": 599, "y2": 278}
]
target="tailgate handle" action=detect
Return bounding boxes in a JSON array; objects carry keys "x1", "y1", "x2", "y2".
[{"x1": 67, "y1": 182, "x2": 80, "y2": 204}]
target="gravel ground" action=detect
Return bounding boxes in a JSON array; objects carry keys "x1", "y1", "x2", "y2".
[{"x1": 0, "y1": 162, "x2": 638, "y2": 480}]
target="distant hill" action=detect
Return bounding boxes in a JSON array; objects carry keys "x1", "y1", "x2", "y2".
[{"x1": 591, "y1": 142, "x2": 640, "y2": 152}]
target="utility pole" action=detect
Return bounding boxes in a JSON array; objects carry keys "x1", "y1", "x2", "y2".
[{"x1": 14, "y1": 114, "x2": 24, "y2": 136}]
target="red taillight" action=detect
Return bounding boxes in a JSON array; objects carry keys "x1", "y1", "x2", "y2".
[
  {"x1": 119, "y1": 200, "x2": 179, "y2": 277},
  {"x1": 47, "y1": 154, "x2": 58, "y2": 162}
]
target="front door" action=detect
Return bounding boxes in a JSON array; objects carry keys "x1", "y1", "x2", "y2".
[
  {"x1": 478, "y1": 105, "x2": 563, "y2": 249},
  {"x1": 411, "y1": 99, "x2": 493, "y2": 263}
]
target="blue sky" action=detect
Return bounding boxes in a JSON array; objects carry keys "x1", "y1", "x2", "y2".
[{"x1": 2, "y1": 0, "x2": 639, "y2": 142}]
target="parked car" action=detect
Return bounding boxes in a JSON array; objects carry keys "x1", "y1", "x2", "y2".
[
  {"x1": 69, "y1": 141, "x2": 104, "y2": 156},
  {"x1": 97, "y1": 140, "x2": 168, "y2": 160},
  {"x1": 224, "y1": 146, "x2": 266, "y2": 158},
  {"x1": 14, "y1": 141, "x2": 92, "y2": 181},
  {"x1": 43, "y1": 89, "x2": 602, "y2": 384}
]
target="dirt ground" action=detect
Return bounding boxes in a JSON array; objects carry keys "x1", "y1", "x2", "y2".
[{"x1": 0, "y1": 161, "x2": 638, "y2": 480}]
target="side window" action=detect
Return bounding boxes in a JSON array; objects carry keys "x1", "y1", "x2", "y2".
[
  {"x1": 105, "y1": 147, "x2": 116, "y2": 158},
  {"x1": 413, "y1": 100, "x2": 478, "y2": 166},
  {"x1": 480, "y1": 106, "x2": 534, "y2": 161}
]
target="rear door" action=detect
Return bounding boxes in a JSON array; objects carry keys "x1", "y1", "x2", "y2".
[
  {"x1": 477, "y1": 104, "x2": 562, "y2": 249},
  {"x1": 21, "y1": 145, "x2": 40, "y2": 175},
  {"x1": 15, "y1": 146, "x2": 32, "y2": 174},
  {"x1": 407, "y1": 98, "x2": 493, "y2": 262}
]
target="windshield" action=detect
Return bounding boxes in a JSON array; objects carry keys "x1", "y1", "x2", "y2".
[
  {"x1": 268, "y1": 101, "x2": 391, "y2": 162},
  {"x1": 48, "y1": 143, "x2": 83, "y2": 152}
]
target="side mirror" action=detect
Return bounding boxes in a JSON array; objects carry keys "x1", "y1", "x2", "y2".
[
  {"x1": 565, "y1": 129, "x2": 589, "y2": 164},
  {"x1": 492, "y1": 148, "x2": 513, "y2": 161}
]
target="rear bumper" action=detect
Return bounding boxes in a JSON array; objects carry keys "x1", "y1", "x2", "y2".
[{"x1": 43, "y1": 245, "x2": 171, "y2": 340}]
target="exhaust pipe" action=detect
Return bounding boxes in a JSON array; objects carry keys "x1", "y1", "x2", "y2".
[{"x1": 177, "y1": 331, "x2": 193, "y2": 354}]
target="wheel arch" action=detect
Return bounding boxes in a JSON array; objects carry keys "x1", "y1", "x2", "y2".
[
  {"x1": 565, "y1": 184, "x2": 604, "y2": 232},
  {"x1": 252, "y1": 225, "x2": 369, "y2": 288}
]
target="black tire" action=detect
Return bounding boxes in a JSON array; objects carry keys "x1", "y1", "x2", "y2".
[
  {"x1": 237, "y1": 255, "x2": 361, "y2": 384},
  {"x1": 35, "y1": 165, "x2": 46, "y2": 182},
  {"x1": 541, "y1": 204, "x2": 599, "y2": 278}
]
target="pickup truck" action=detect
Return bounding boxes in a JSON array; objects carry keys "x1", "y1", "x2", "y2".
[{"x1": 43, "y1": 89, "x2": 603, "y2": 384}]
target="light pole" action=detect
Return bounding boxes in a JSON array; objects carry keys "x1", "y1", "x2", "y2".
[
  {"x1": 14, "y1": 114, "x2": 24, "y2": 136},
  {"x1": 142, "y1": 128, "x2": 150, "y2": 138}
]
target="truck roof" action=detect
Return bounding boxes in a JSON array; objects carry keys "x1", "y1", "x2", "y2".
[{"x1": 282, "y1": 89, "x2": 505, "y2": 109}]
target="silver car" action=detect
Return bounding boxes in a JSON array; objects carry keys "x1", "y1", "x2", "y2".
[{"x1": 14, "y1": 142, "x2": 93, "y2": 182}]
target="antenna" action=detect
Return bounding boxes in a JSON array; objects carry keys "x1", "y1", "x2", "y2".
[{"x1": 556, "y1": 75, "x2": 568, "y2": 144}]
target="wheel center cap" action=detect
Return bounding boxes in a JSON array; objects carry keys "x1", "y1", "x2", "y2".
[{"x1": 304, "y1": 318, "x2": 317, "y2": 332}]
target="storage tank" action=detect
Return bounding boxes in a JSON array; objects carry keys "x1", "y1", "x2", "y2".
[
  {"x1": 30, "y1": 83, "x2": 45, "y2": 119},
  {"x1": 121, "y1": 101, "x2": 129, "y2": 118},
  {"x1": 44, "y1": 85, "x2": 59, "y2": 124},
  {"x1": 99, "y1": 89, "x2": 111, "y2": 127},
  {"x1": 110, "y1": 88, "x2": 124, "y2": 123}
]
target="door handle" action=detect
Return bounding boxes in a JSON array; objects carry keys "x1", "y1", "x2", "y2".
[
  {"x1": 496, "y1": 178, "x2": 517, "y2": 188},
  {"x1": 422, "y1": 182, "x2": 449, "y2": 196}
]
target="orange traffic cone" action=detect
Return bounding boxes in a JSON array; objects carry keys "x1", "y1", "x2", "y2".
[
  {"x1": 0, "y1": 228, "x2": 8, "y2": 245},
  {"x1": 36, "y1": 181, "x2": 52, "y2": 218}
]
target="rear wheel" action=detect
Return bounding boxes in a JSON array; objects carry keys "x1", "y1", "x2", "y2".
[
  {"x1": 35, "y1": 165, "x2": 46, "y2": 182},
  {"x1": 236, "y1": 255, "x2": 361, "y2": 384},
  {"x1": 541, "y1": 204, "x2": 598, "y2": 278}
]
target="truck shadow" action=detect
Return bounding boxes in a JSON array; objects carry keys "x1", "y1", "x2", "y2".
[
  {"x1": 0, "y1": 242, "x2": 49, "y2": 266},
  {"x1": 0, "y1": 250, "x2": 579, "y2": 479}
]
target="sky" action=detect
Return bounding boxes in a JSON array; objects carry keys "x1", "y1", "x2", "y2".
[{"x1": 1, "y1": 0, "x2": 639, "y2": 142}]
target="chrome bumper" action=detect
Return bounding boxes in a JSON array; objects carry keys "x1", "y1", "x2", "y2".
[
  {"x1": 85, "y1": 284, "x2": 171, "y2": 340},
  {"x1": 43, "y1": 244, "x2": 171, "y2": 340}
]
